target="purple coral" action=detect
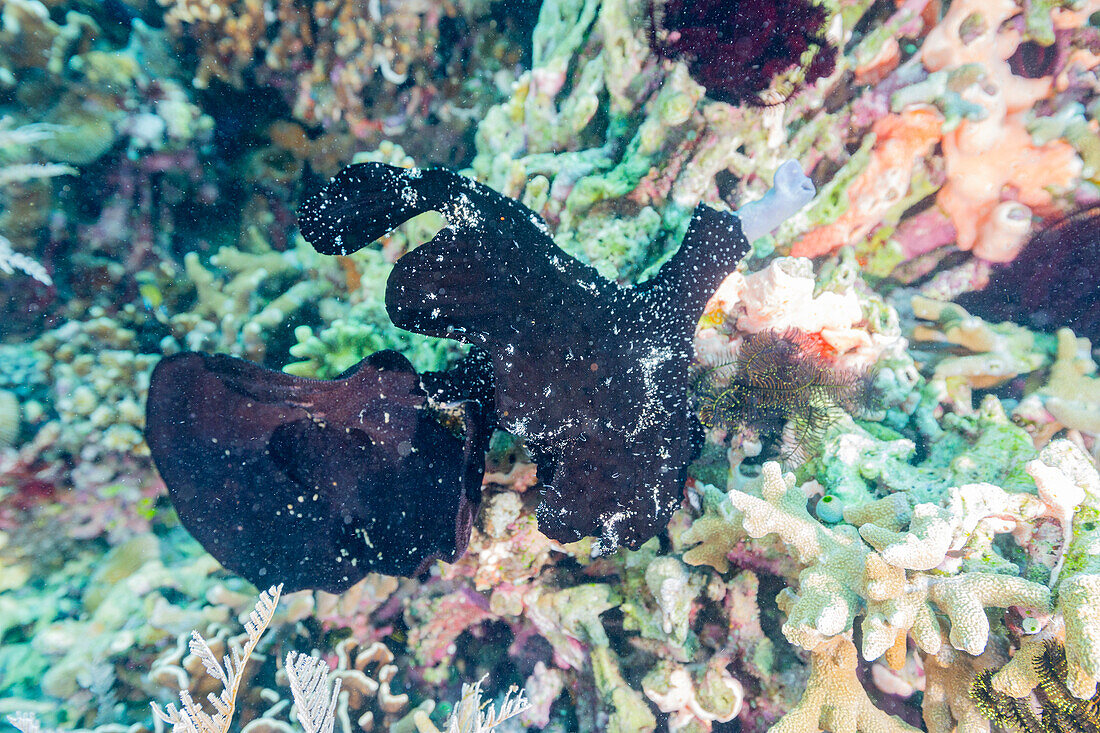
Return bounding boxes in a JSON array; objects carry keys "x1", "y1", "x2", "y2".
[{"x1": 648, "y1": 0, "x2": 837, "y2": 105}]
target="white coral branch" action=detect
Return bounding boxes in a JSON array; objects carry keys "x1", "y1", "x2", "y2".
[
  {"x1": 0, "y1": 234, "x2": 52, "y2": 286},
  {"x1": 151, "y1": 584, "x2": 282, "y2": 733},
  {"x1": 6, "y1": 712, "x2": 45, "y2": 733},
  {"x1": 445, "y1": 675, "x2": 530, "y2": 733},
  {"x1": 0, "y1": 162, "x2": 76, "y2": 186},
  {"x1": 285, "y1": 651, "x2": 340, "y2": 733}
]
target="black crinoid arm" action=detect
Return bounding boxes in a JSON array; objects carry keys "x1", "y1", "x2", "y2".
[{"x1": 298, "y1": 162, "x2": 756, "y2": 553}]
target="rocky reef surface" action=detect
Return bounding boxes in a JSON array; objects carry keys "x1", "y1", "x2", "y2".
[{"x1": 1, "y1": 0, "x2": 1099, "y2": 731}]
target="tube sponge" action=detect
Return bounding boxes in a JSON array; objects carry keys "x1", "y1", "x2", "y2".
[{"x1": 738, "y1": 159, "x2": 816, "y2": 242}]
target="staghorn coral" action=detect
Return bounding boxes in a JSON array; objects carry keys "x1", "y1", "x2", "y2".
[
  {"x1": 1036, "y1": 328, "x2": 1100, "y2": 435},
  {"x1": 282, "y1": 247, "x2": 462, "y2": 380},
  {"x1": 769, "y1": 636, "x2": 918, "y2": 733},
  {"x1": 165, "y1": 235, "x2": 337, "y2": 363}
]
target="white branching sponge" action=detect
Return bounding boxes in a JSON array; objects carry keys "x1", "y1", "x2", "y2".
[{"x1": 151, "y1": 584, "x2": 283, "y2": 733}]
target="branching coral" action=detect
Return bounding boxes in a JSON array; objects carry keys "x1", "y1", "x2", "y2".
[
  {"x1": 156, "y1": 0, "x2": 512, "y2": 156},
  {"x1": 973, "y1": 641, "x2": 1100, "y2": 733},
  {"x1": 678, "y1": 440, "x2": 1095, "y2": 731},
  {"x1": 769, "y1": 636, "x2": 918, "y2": 733},
  {"x1": 0, "y1": 121, "x2": 75, "y2": 286},
  {"x1": 911, "y1": 295, "x2": 1055, "y2": 411},
  {"x1": 167, "y1": 236, "x2": 337, "y2": 362}
]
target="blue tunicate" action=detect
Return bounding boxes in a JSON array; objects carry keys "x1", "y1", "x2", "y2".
[
  {"x1": 816, "y1": 494, "x2": 843, "y2": 523},
  {"x1": 737, "y1": 160, "x2": 816, "y2": 242}
]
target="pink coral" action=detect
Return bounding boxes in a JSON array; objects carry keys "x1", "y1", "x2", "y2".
[
  {"x1": 405, "y1": 588, "x2": 496, "y2": 668},
  {"x1": 923, "y1": 0, "x2": 1082, "y2": 262},
  {"x1": 791, "y1": 106, "x2": 944, "y2": 259},
  {"x1": 937, "y1": 120, "x2": 1080, "y2": 261},
  {"x1": 792, "y1": 0, "x2": 1085, "y2": 264},
  {"x1": 696, "y1": 257, "x2": 892, "y2": 373}
]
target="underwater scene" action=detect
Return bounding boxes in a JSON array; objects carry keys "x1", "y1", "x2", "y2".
[{"x1": 2, "y1": 0, "x2": 1100, "y2": 731}]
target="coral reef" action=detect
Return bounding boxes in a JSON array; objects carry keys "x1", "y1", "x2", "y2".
[
  {"x1": 155, "y1": 0, "x2": 520, "y2": 163},
  {"x1": 1, "y1": 0, "x2": 1099, "y2": 732}
]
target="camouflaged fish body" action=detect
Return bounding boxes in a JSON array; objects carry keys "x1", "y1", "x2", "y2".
[{"x1": 299, "y1": 162, "x2": 754, "y2": 551}]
